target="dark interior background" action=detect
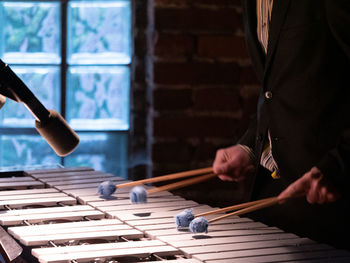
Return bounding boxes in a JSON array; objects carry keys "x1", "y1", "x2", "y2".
[{"x1": 128, "y1": 0, "x2": 260, "y2": 207}]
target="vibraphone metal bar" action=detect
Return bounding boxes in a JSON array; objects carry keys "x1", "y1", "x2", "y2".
[
  {"x1": 1, "y1": 167, "x2": 350, "y2": 263},
  {"x1": 0, "y1": 167, "x2": 193, "y2": 263}
]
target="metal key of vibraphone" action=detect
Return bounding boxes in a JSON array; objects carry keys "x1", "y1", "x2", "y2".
[
  {"x1": 1, "y1": 167, "x2": 350, "y2": 263},
  {"x1": 0, "y1": 167, "x2": 199, "y2": 263}
]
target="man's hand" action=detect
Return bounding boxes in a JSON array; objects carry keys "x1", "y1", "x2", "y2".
[
  {"x1": 278, "y1": 167, "x2": 340, "y2": 204},
  {"x1": 213, "y1": 144, "x2": 255, "y2": 182}
]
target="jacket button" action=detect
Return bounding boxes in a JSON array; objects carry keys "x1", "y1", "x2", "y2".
[{"x1": 265, "y1": 91, "x2": 273, "y2": 99}]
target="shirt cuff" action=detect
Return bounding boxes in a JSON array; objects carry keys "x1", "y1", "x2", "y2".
[{"x1": 237, "y1": 144, "x2": 256, "y2": 162}]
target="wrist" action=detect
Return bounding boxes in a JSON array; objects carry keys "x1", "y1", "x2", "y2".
[{"x1": 237, "y1": 144, "x2": 255, "y2": 162}]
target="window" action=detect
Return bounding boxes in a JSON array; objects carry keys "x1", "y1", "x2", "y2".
[{"x1": 0, "y1": 0, "x2": 131, "y2": 177}]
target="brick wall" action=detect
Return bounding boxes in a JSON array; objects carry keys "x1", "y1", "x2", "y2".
[{"x1": 131, "y1": 0, "x2": 260, "y2": 205}]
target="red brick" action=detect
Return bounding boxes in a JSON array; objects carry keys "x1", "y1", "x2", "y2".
[
  {"x1": 152, "y1": 142, "x2": 193, "y2": 162},
  {"x1": 195, "y1": 0, "x2": 241, "y2": 6},
  {"x1": 154, "y1": 89, "x2": 193, "y2": 110},
  {"x1": 154, "y1": 0, "x2": 190, "y2": 7},
  {"x1": 192, "y1": 142, "x2": 219, "y2": 162},
  {"x1": 241, "y1": 87, "x2": 260, "y2": 117},
  {"x1": 155, "y1": 8, "x2": 241, "y2": 32},
  {"x1": 155, "y1": 33, "x2": 195, "y2": 57},
  {"x1": 198, "y1": 35, "x2": 249, "y2": 59},
  {"x1": 154, "y1": 62, "x2": 239, "y2": 85},
  {"x1": 153, "y1": 163, "x2": 202, "y2": 178},
  {"x1": 153, "y1": 116, "x2": 239, "y2": 138},
  {"x1": 194, "y1": 87, "x2": 241, "y2": 111},
  {"x1": 133, "y1": 83, "x2": 147, "y2": 91},
  {"x1": 154, "y1": 0, "x2": 242, "y2": 8},
  {"x1": 131, "y1": 0, "x2": 259, "y2": 181},
  {"x1": 240, "y1": 66, "x2": 260, "y2": 85}
]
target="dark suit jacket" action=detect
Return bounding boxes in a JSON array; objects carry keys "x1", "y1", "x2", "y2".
[{"x1": 240, "y1": 0, "x2": 350, "y2": 196}]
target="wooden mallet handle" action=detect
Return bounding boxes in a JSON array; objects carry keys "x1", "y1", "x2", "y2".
[
  {"x1": 195, "y1": 196, "x2": 277, "y2": 217},
  {"x1": 117, "y1": 167, "x2": 213, "y2": 189},
  {"x1": 209, "y1": 197, "x2": 281, "y2": 223},
  {"x1": 147, "y1": 173, "x2": 217, "y2": 194}
]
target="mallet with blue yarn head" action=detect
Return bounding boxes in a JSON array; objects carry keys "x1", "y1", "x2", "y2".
[
  {"x1": 97, "y1": 167, "x2": 213, "y2": 198},
  {"x1": 129, "y1": 185, "x2": 148, "y2": 203},
  {"x1": 97, "y1": 180, "x2": 116, "y2": 197},
  {"x1": 181, "y1": 196, "x2": 287, "y2": 233},
  {"x1": 175, "y1": 209, "x2": 195, "y2": 228},
  {"x1": 189, "y1": 217, "x2": 209, "y2": 233},
  {"x1": 175, "y1": 196, "x2": 277, "y2": 229},
  {"x1": 130, "y1": 172, "x2": 217, "y2": 204}
]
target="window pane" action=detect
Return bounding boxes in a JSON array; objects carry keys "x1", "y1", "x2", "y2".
[
  {"x1": 0, "y1": 2, "x2": 61, "y2": 64},
  {"x1": 67, "y1": 66, "x2": 129, "y2": 130},
  {"x1": 0, "y1": 163, "x2": 62, "y2": 173},
  {"x1": 64, "y1": 132, "x2": 127, "y2": 177},
  {"x1": 0, "y1": 66, "x2": 60, "y2": 128},
  {"x1": 0, "y1": 134, "x2": 60, "y2": 167},
  {"x1": 68, "y1": 1, "x2": 131, "y2": 65}
]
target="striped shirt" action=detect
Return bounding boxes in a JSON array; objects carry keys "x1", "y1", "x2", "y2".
[
  {"x1": 256, "y1": 0, "x2": 274, "y2": 54},
  {"x1": 256, "y1": 0, "x2": 279, "y2": 177}
]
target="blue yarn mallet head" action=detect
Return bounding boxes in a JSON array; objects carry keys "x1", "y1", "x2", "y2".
[
  {"x1": 175, "y1": 209, "x2": 194, "y2": 228},
  {"x1": 189, "y1": 217, "x2": 209, "y2": 233},
  {"x1": 97, "y1": 180, "x2": 116, "y2": 197},
  {"x1": 130, "y1": 185, "x2": 148, "y2": 203}
]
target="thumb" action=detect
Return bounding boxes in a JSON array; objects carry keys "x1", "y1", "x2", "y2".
[
  {"x1": 213, "y1": 161, "x2": 234, "y2": 175},
  {"x1": 278, "y1": 176, "x2": 310, "y2": 202}
]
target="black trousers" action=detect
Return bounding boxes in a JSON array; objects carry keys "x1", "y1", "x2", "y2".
[{"x1": 247, "y1": 167, "x2": 350, "y2": 251}]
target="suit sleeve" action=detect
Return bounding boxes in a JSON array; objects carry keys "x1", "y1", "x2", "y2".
[
  {"x1": 325, "y1": 0, "x2": 350, "y2": 58},
  {"x1": 317, "y1": 127, "x2": 350, "y2": 195},
  {"x1": 317, "y1": 0, "x2": 350, "y2": 194},
  {"x1": 237, "y1": 114, "x2": 258, "y2": 150}
]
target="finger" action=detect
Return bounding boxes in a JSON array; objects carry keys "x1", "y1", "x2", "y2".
[
  {"x1": 231, "y1": 175, "x2": 245, "y2": 182},
  {"x1": 213, "y1": 161, "x2": 233, "y2": 175},
  {"x1": 218, "y1": 174, "x2": 234, "y2": 182},
  {"x1": 216, "y1": 162, "x2": 247, "y2": 182},
  {"x1": 307, "y1": 178, "x2": 320, "y2": 204},
  {"x1": 278, "y1": 183, "x2": 298, "y2": 201},
  {"x1": 213, "y1": 150, "x2": 227, "y2": 173},
  {"x1": 277, "y1": 191, "x2": 289, "y2": 203},
  {"x1": 310, "y1": 166, "x2": 322, "y2": 178},
  {"x1": 225, "y1": 164, "x2": 254, "y2": 182},
  {"x1": 213, "y1": 161, "x2": 224, "y2": 174},
  {"x1": 279, "y1": 174, "x2": 310, "y2": 200},
  {"x1": 306, "y1": 179, "x2": 317, "y2": 204},
  {"x1": 317, "y1": 186, "x2": 327, "y2": 204},
  {"x1": 326, "y1": 192, "x2": 338, "y2": 203}
]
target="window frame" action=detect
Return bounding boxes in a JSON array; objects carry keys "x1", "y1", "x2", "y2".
[{"x1": 0, "y1": 0, "x2": 132, "y2": 172}]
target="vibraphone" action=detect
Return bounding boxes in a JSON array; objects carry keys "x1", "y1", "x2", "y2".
[{"x1": 1, "y1": 167, "x2": 350, "y2": 263}]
